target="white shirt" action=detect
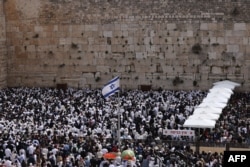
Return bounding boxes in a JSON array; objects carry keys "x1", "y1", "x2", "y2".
[
  {"x1": 27, "y1": 144, "x2": 36, "y2": 155},
  {"x1": 4, "y1": 148, "x2": 11, "y2": 158},
  {"x1": 4, "y1": 159, "x2": 12, "y2": 167}
]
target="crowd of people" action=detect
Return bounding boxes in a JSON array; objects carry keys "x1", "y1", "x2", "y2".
[{"x1": 0, "y1": 87, "x2": 249, "y2": 167}]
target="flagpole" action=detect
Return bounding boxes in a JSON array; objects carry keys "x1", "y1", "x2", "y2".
[
  {"x1": 101, "y1": 75, "x2": 121, "y2": 150},
  {"x1": 117, "y1": 91, "x2": 121, "y2": 150}
]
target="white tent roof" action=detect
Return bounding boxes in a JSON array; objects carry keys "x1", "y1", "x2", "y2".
[
  {"x1": 213, "y1": 80, "x2": 241, "y2": 87},
  {"x1": 209, "y1": 87, "x2": 234, "y2": 95},
  {"x1": 193, "y1": 107, "x2": 223, "y2": 114},
  {"x1": 212, "y1": 80, "x2": 241, "y2": 90},
  {"x1": 198, "y1": 101, "x2": 227, "y2": 108},
  {"x1": 212, "y1": 84, "x2": 236, "y2": 90},
  {"x1": 202, "y1": 96, "x2": 228, "y2": 104},
  {"x1": 206, "y1": 91, "x2": 232, "y2": 99},
  {"x1": 183, "y1": 118, "x2": 216, "y2": 128},
  {"x1": 183, "y1": 80, "x2": 241, "y2": 129},
  {"x1": 189, "y1": 113, "x2": 220, "y2": 120}
]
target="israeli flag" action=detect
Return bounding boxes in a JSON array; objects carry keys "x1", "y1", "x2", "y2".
[{"x1": 102, "y1": 76, "x2": 120, "y2": 99}]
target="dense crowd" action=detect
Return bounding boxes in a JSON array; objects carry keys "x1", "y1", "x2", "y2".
[{"x1": 0, "y1": 87, "x2": 249, "y2": 167}]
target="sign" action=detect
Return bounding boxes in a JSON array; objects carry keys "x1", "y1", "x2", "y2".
[
  {"x1": 224, "y1": 151, "x2": 250, "y2": 167},
  {"x1": 163, "y1": 129, "x2": 195, "y2": 137}
]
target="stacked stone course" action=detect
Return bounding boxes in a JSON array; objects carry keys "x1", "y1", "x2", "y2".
[{"x1": 1, "y1": 0, "x2": 250, "y2": 90}]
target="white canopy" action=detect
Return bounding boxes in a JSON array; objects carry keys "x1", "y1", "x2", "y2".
[
  {"x1": 202, "y1": 96, "x2": 228, "y2": 104},
  {"x1": 193, "y1": 107, "x2": 223, "y2": 114},
  {"x1": 212, "y1": 84, "x2": 236, "y2": 90},
  {"x1": 209, "y1": 87, "x2": 234, "y2": 95},
  {"x1": 183, "y1": 80, "x2": 241, "y2": 129},
  {"x1": 183, "y1": 118, "x2": 216, "y2": 128},
  {"x1": 206, "y1": 90, "x2": 233, "y2": 99},
  {"x1": 213, "y1": 80, "x2": 241, "y2": 87},
  {"x1": 188, "y1": 113, "x2": 220, "y2": 120},
  {"x1": 198, "y1": 101, "x2": 227, "y2": 108},
  {"x1": 212, "y1": 80, "x2": 240, "y2": 90}
]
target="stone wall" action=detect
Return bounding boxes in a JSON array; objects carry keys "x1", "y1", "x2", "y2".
[
  {"x1": 3, "y1": 0, "x2": 250, "y2": 90},
  {"x1": 0, "y1": 0, "x2": 6, "y2": 88}
]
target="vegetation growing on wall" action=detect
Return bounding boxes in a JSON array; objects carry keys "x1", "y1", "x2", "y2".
[
  {"x1": 231, "y1": 7, "x2": 240, "y2": 16},
  {"x1": 192, "y1": 43, "x2": 202, "y2": 54},
  {"x1": 95, "y1": 76, "x2": 101, "y2": 82},
  {"x1": 172, "y1": 76, "x2": 183, "y2": 86},
  {"x1": 71, "y1": 43, "x2": 78, "y2": 49}
]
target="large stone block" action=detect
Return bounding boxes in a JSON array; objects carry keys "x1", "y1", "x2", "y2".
[
  {"x1": 211, "y1": 66, "x2": 223, "y2": 74},
  {"x1": 232, "y1": 30, "x2": 246, "y2": 37},
  {"x1": 167, "y1": 23, "x2": 177, "y2": 30},
  {"x1": 243, "y1": 37, "x2": 249, "y2": 45},
  {"x1": 103, "y1": 31, "x2": 113, "y2": 37},
  {"x1": 208, "y1": 52, "x2": 217, "y2": 59},
  {"x1": 186, "y1": 30, "x2": 194, "y2": 37},
  {"x1": 200, "y1": 23, "x2": 208, "y2": 30},
  {"x1": 226, "y1": 45, "x2": 239, "y2": 52},
  {"x1": 216, "y1": 37, "x2": 225, "y2": 44},
  {"x1": 234, "y1": 23, "x2": 247, "y2": 31},
  {"x1": 208, "y1": 23, "x2": 219, "y2": 31},
  {"x1": 85, "y1": 25, "x2": 98, "y2": 31}
]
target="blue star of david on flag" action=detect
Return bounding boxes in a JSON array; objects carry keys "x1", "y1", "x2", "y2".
[
  {"x1": 102, "y1": 76, "x2": 120, "y2": 99},
  {"x1": 110, "y1": 84, "x2": 115, "y2": 90}
]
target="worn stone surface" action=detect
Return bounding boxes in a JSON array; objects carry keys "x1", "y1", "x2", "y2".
[
  {"x1": 1, "y1": 0, "x2": 250, "y2": 90},
  {"x1": 0, "y1": 0, "x2": 6, "y2": 88}
]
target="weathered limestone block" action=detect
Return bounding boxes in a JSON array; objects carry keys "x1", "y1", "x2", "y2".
[
  {"x1": 84, "y1": 25, "x2": 98, "y2": 31},
  {"x1": 209, "y1": 37, "x2": 217, "y2": 44},
  {"x1": 225, "y1": 30, "x2": 233, "y2": 37},
  {"x1": 201, "y1": 37, "x2": 210, "y2": 44},
  {"x1": 227, "y1": 45, "x2": 239, "y2": 52},
  {"x1": 200, "y1": 23, "x2": 208, "y2": 30},
  {"x1": 234, "y1": 23, "x2": 246, "y2": 31},
  {"x1": 243, "y1": 37, "x2": 249, "y2": 45},
  {"x1": 103, "y1": 31, "x2": 113, "y2": 37},
  {"x1": 186, "y1": 31, "x2": 194, "y2": 37},
  {"x1": 208, "y1": 52, "x2": 218, "y2": 59},
  {"x1": 167, "y1": 23, "x2": 177, "y2": 30},
  {"x1": 135, "y1": 52, "x2": 146, "y2": 59},
  {"x1": 211, "y1": 66, "x2": 223, "y2": 74},
  {"x1": 245, "y1": 46, "x2": 250, "y2": 55},
  {"x1": 232, "y1": 31, "x2": 246, "y2": 37},
  {"x1": 216, "y1": 37, "x2": 225, "y2": 44},
  {"x1": 208, "y1": 23, "x2": 220, "y2": 31},
  {"x1": 113, "y1": 44, "x2": 126, "y2": 52}
]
